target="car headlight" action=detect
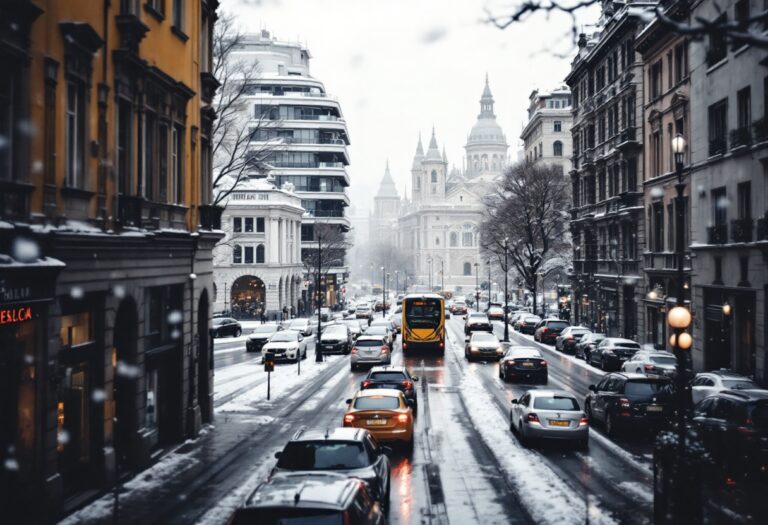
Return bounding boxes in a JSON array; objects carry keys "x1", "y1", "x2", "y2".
[
  {"x1": 496, "y1": 346, "x2": 504, "y2": 353},
  {"x1": 470, "y1": 346, "x2": 479, "y2": 352}
]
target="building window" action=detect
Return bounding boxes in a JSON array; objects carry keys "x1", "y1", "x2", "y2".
[
  {"x1": 256, "y1": 244, "x2": 265, "y2": 263},
  {"x1": 450, "y1": 232, "x2": 458, "y2": 247},
  {"x1": 233, "y1": 217, "x2": 242, "y2": 232},
  {"x1": 553, "y1": 141, "x2": 563, "y2": 157},
  {"x1": 650, "y1": 60, "x2": 662, "y2": 99},
  {"x1": 431, "y1": 170, "x2": 438, "y2": 183},
  {"x1": 736, "y1": 86, "x2": 751, "y2": 143},
  {"x1": 172, "y1": 0, "x2": 184, "y2": 30},
  {"x1": 708, "y1": 99, "x2": 728, "y2": 155},
  {"x1": 652, "y1": 202, "x2": 664, "y2": 252},
  {"x1": 554, "y1": 120, "x2": 562, "y2": 132},
  {"x1": 244, "y1": 246, "x2": 254, "y2": 264},
  {"x1": 739, "y1": 256, "x2": 749, "y2": 286},
  {"x1": 707, "y1": 14, "x2": 728, "y2": 65},
  {"x1": 145, "y1": 0, "x2": 165, "y2": 17},
  {"x1": 737, "y1": 181, "x2": 751, "y2": 220},
  {"x1": 245, "y1": 217, "x2": 254, "y2": 232},
  {"x1": 117, "y1": 100, "x2": 133, "y2": 195},
  {"x1": 60, "y1": 312, "x2": 93, "y2": 347},
  {"x1": 171, "y1": 126, "x2": 183, "y2": 203},
  {"x1": 734, "y1": 0, "x2": 750, "y2": 49},
  {"x1": 233, "y1": 245, "x2": 242, "y2": 264},
  {"x1": 714, "y1": 256, "x2": 723, "y2": 284},
  {"x1": 256, "y1": 217, "x2": 265, "y2": 233},
  {"x1": 0, "y1": 63, "x2": 21, "y2": 181},
  {"x1": 65, "y1": 81, "x2": 86, "y2": 188},
  {"x1": 712, "y1": 187, "x2": 727, "y2": 227},
  {"x1": 674, "y1": 42, "x2": 688, "y2": 84},
  {"x1": 435, "y1": 237, "x2": 440, "y2": 246},
  {"x1": 463, "y1": 262, "x2": 471, "y2": 276}
]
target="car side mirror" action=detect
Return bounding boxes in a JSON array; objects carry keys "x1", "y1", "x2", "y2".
[
  {"x1": 511, "y1": 398, "x2": 518, "y2": 404},
  {"x1": 298, "y1": 336, "x2": 304, "y2": 341},
  {"x1": 274, "y1": 451, "x2": 282, "y2": 459},
  {"x1": 406, "y1": 399, "x2": 415, "y2": 407},
  {"x1": 345, "y1": 398, "x2": 352, "y2": 404},
  {"x1": 380, "y1": 445, "x2": 393, "y2": 455},
  {"x1": 588, "y1": 384, "x2": 597, "y2": 392},
  {"x1": 412, "y1": 376, "x2": 419, "y2": 382}
]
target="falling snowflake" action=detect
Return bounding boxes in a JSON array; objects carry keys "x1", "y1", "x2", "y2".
[
  {"x1": 167, "y1": 310, "x2": 183, "y2": 324},
  {"x1": 70, "y1": 287, "x2": 84, "y2": 300},
  {"x1": 11, "y1": 237, "x2": 40, "y2": 263},
  {"x1": 57, "y1": 429, "x2": 71, "y2": 446},
  {"x1": 91, "y1": 389, "x2": 107, "y2": 403},
  {"x1": 116, "y1": 361, "x2": 141, "y2": 379},
  {"x1": 649, "y1": 187, "x2": 664, "y2": 198},
  {"x1": 113, "y1": 285, "x2": 126, "y2": 299},
  {"x1": 4, "y1": 458, "x2": 19, "y2": 472},
  {"x1": 23, "y1": 355, "x2": 34, "y2": 365},
  {"x1": 171, "y1": 329, "x2": 181, "y2": 340}
]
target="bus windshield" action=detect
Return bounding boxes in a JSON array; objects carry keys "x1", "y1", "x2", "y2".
[{"x1": 404, "y1": 298, "x2": 442, "y2": 329}]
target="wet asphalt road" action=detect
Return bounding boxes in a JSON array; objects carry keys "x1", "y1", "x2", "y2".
[{"x1": 186, "y1": 317, "x2": 656, "y2": 524}]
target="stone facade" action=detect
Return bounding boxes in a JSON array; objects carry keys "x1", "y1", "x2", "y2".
[{"x1": 521, "y1": 86, "x2": 574, "y2": 174}]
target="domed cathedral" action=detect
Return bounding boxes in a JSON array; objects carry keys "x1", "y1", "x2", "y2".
[
  {"x1": 396, "y1": 77, "x2": 510, "y2": 293},
  {"x1": 369, "y1": 160, "x2": 401, "y2": 244}
]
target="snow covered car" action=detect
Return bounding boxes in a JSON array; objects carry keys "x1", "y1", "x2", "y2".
[
  {"x1": 510, "y1": 390, "x2": 588, "y2": 449},
  {"x1": 351, "y1": 336, "x2": 391, "y2": 370},
  {"x1": 261, "y1": 330, "x2": 307, "y2": 362},
  {"x1": 210, "y1": 317, "x2": 242, "y2": 338},
  {"x1": 246, "y1": 323, "x2": 282, "y2": 352},
  {"x1": 690, "y1": 370, "x2": 760, "y2": 405},
  {"x1": 285, "y1": 317, "x2": 313, "y2": 336},
  {"x1": 621, "y1": 350, "x2": 677, "y2": 377},
  {"x1": 464, "y1": 332, "x2": 504, "y2": 361},
  {"x1": 487, "y1": 306, "x2": 504, "y2": 321},
  {"x1": 319, "y1": 324, "x2": 353, "y2": 354}
]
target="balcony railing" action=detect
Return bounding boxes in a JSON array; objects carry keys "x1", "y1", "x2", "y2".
[
  {"x1": 276, "y1": 137, "x2": 346, "y2": 145},
  {"x1": 707, "y1": 224, "x2": 728, "y2": 244},
  {"x1": 307, "y1": 209, "x2": 345, "y2": 218},
  {"x1": 757, "y1": 215, "x2": 768, "y2": 241},
  {"x1": 730, "y1": 127, "x2": 752, "y2": 148},
  {"x1": 731, "y1": 218, "x2": 754, "y2": 242},
  {"x1": 754, "y1": 118, "x2": 768, "y2": 143},
  {"x1": 709, "y1": 136, "x2": 727, "y2": 156},
  {"x1": 619, "y1": 127, "x2": 636, "y2": 144}
]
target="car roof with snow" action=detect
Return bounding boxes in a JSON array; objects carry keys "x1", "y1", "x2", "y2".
[
  {"x1": 243, "y1": 471, "x2": 359, "y2": 510},
  {"x1": 502, "y1": 347, "x2": 542, "y2": 360},
  {"x1": 290, "y1": 427, "x2": 368, "y2": 443},
  {"x1": 355, "y1": 335, "x2": 386, "y2": 343},
  {"x1": 354, "y1": 388, "x2": 404, "y2": 398},
  {"x1": 368, "y1": 365, "x2": 408, "y2": 374}
]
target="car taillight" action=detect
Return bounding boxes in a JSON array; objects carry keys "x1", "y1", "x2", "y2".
[
  {"x1": 567, "y1": 336, "x2": 574, "y2": 341},
  {"x1": 381, "y1": 346, "x2": 389, "y2": 353},
  {"x1": 344, "y1": 414, "x2": 355, "y2": 423},
  {"x1": 402, "y1": 342, "x2": 407, "y2": 349},
  {"x1": 362, "y1": 380, "x2": 372, "y2": 388},
  {"x1": 351, "y1": 347, "x2": 359, "y2": 353},
  {"x1": 527, "y1": 413, "x2": 540, "y2": 424},
  {"x1": 397, "y1": 414, "x2": 409, "y2": 423},
  {"x1": 342, "y1": 510, "x2": 352, "y2": 525},
  {"x1": 540, "y1": 360, "x2": 547, "y2": 367},
  {"x1": 579, "y1": 416, "x2": 589, "y2": 426},
  {"x1": 402, "y1": 380, "x2": 413, "y2": 390},
  {"x1": 644, "y1": 364, "x2": 655, "y2": 372},
  {"x1": 541, "y1": 327, "x2": 549, "y2": 332},
  {"x1": 619, "y1": 397, "x2": 631, "y2": 409}
]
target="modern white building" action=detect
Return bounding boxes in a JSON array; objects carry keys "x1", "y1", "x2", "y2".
[
  {"x1": 397, "y1": 78, "x2": 509, "y2": 292},
  {"x1": 229, "y1": 31, "x2": 352, "y2": 308},
  {"x1": 521, "y1": 86, "x2": 573, "y2": 174},
  {"x1": 213, "y1": 178, "x2": 305, "y2": 318}
]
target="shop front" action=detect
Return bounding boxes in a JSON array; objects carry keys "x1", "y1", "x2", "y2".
[{"x1": 0, "y1": 265, "x2": 61, "y2": 522}]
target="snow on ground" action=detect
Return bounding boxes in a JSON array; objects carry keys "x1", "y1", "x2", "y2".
[
  {"x1": 213, "y1": 333, "x2": 251, "y2": 345},
  {"x1": 617, "y1": 481, "x2": 654, "y2": 505},
  {"x1": 458, "y1": 368, "x2": 617, "y2": 525},
  {"x1": 213, "y1": 361, "x2": 263, "y2": 399},
  {"x1": 297, "y1": 365, "x2": 351, "y2": 413},
  {"x1": 216, "y1": 356, "x2": 341, "y2": 413}
]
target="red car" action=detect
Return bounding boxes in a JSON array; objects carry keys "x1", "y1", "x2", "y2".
[{"x1": 534, "y1": 319, "x2": 570, "y2": 344}]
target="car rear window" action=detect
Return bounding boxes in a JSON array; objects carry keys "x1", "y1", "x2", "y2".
[
  {"x1": 354, "y1": 396, "x2": 400, "y2": 410},
  {"x1": 276, "y1": 441, "x2": 368, "y2": 470},
  {"x1": 533, "y1": 396, "x2": 580, "y2": 411},
  {"x1": 356, "y1": 339, "x2": 384, "y2": 347},
  {"x1": 616, "y1": 342, "x2": 640, "y2": 349},
  {"x1": 370, "y1": 372, "x2": 406, "y2": 381},
  {"x1": 231, "y1": 508, "x2": 343, "y2": 524},
  {"x1": 624, "y1": 381, "x2": 669, "y2": 397},
  {"x1": 546, "y1": 321, "x2": 569, "y2": 330},
  {"x1": 722, "y1": 379, "x2": 760, "y2": 390},
  {"x1": 650, "y1": 356, "x2": 677, "y2": 365}
]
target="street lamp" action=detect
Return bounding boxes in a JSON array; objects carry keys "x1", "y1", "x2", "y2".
[
  {"x1": 474, "y1": 262, "x2": 480, "y2": 311},
  {"x1": 503, "y1": 237, "x2": 510, "y2": 342},
  {"x1": 426, "y1": 255, "x2": 433, "y2": 290},
  {"x1": 395, "y1": 270, "x2": 399, "y2": 295},
  {"x1": 440, "y1": 259, "x2": 445, "y2": 292},
  {"x1": 487, "y1": 259, "x2": 492, "y2": 304},
  {"x1": 369, "y1": 262, "x2": 374, "y2": 292},
  {"x1": 381, "y1": 266, "x2": 386, "y2": 317}
]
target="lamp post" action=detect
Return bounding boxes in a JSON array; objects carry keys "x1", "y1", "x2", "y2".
[
  {"x1": 474, "y1": 262, "x2": 480, "y2": 311},
  {"x1": 427, "y1": 255, "x2": 433, "y2": 290},
  {"x1": 487, "y1": 259, "x2": 492, "y2": 304},
  {"x1": 395, "y1": 270, "x2": 399, "y2": 295},
  {"x1": 381, "y1": 266, "x2": 386, "y2": 317},
  {"x1": 369, "y1": 262, "x2": 374, "y2": 293},
  {"x1": 440, "y1": 260, "x2": 445, "y2": 292},
  {"x1": 503, "y1": 237, "x2": 509, "y2": 342},
  {"x1": 316, "y1": 233, "x2": 325, "y2": 362}
]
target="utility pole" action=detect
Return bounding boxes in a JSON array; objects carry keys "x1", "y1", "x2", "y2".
[
  {"x1": 315, "y1": 232, "x2": 324, "y2": 362},
  {"x1": 503, "y1": 237, "x2": 509, "y2": 342},
  {"x1": 487, "y1": 259, "x2": 492, "y2": 303},
  {"x1": 474, "y1": 262, "x2": 480, "y2": 311},
  {"x1": 381, "y1": 266, "x2": 386, "y2": 318}
]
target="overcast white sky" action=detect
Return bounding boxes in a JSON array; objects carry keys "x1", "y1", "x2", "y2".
[{"x1": 229, "y1": 0, "x2": 598, "y2": 213}]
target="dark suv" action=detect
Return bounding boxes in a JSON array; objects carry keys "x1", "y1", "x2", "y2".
[
  {"x1": 246, "y1": 323, "x2": 282, "y2": 352},
  {"x1": 691, "y1": 389, "x2": 768, "y2": 484},
  {"x1": 361, "y1": 366, "x2": 420, "y2": 413},
  {"x1": 534, "y1": 319, "x2": 570, "y2": 344},
  {"x1": 271, "y1": 428, "x2": 391, "y2": 510},
  {"x1": 585, "y1": 372, "x2": 673, "y2": 436},
  {"x1": 229, "y1": 471, "x2": 385, "y2": 524}
]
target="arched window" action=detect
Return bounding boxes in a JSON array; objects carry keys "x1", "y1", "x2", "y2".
[
  {"x1": 450, "y1": 232, "x2": 458, "y2": 247},
  {"x1": 256, "y1": 244, "x2": 265, "y2": 263},
  {"x1": 463, "y1": 262, "x2": 471, "y2": 275},
  {"x1": 553, "y1": 140, "x2": 563, "y2": 157},
  {"x1": 233, "y1": 245, "x2": 242, "y2": 264},
  {"x1": 462, "y1": 231, "x2": 473, "y2": 246},
  {"x1": 431, "y1": 170, "x2": 438, "y2": 183}
]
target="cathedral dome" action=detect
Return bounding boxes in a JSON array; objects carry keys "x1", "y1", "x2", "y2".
[{"x1": 466, "y1": 75, "x2": 507, "y2": 146}]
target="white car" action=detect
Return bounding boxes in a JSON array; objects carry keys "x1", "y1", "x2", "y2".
[
  {"x1": 350, "y1": 335, "x2": 392, "y2": 370},
  {"x1": 621, "y1": 351, "x2": 677, "y2": 377},
  {"x1": 690, "y1": 370, "x2": 761, "y2": 405},
  {"x1": 261, "y1": 330, "x2": 307, "y2": 362}
]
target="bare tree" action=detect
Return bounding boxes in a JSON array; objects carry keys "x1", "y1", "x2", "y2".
[
  {"x1": 480, "y1": 162, "x2": 571, "y2": 315},
  {"x1": 486, "y1": 1, "x2": 768, "y2": 51},
  {"x1": 211, "y1": 14, "x2": 282, "y2": 206}
]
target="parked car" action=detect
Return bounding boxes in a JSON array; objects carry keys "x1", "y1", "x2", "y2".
[
  {"x1": 509, "y1": 311, "x2": 528, "y2": 327},
  {"x1": 319, "y1": 324, "x2": 353, "y2": 354},
  {"x1": 585, "y1": 372, "x2": 674, "y2": 436},
  {"x1": 356, "y1": 304, "x2": 373, "y2": 320},
  {"x1": 516, "y1": 315, "x2": 542, "y2": 335},
  {"x1": 210, "y1": 317, "x2": 241, "y2": 338},
  {"x1": 271, "y1": 427, "x2": 391, "y2": 510},
  {"x1": 364, "y1": 325, "x2": 394, "y2": 349},
  {"x1": 464, "y1": 313, "x2": 493, "y2": 335},
  {"x1": 314, "y1": 307, "x2": 331, "y2": 322},
  {"x1": 589, "y1": 338, "x2": 642, "y2": 371},
  {"x1": 229, "y1": 472, "x2": 385, "y2": 524},
  {"x1": 691, "y1": 389, "x2": 768, "y2": 484},
  {"x1": 350, "y1": 336, "x2": 391, "y2": 370},
  {"x1": 285, "y1": 318, "x2": 313, "y2": 337},
  {"x1": 621, "y1": 350, "x2": 677, "y2": 377},
  {"x1": 344, "y1": 388, "x2": 415, "y2": 450},
  {"x1": 261, "y1": 330, "x2": 307, "y2": 362},
  {"x1": 341, "y1": 319, "x2": 363, "y2": 340},
  {"x1": 499, "y1": 347, "x2": 548, "y2": 383},
  {"x1": 690, "y1": 370, "x2": 761, "y2": 405},
  {"x1": 464, "y1": 332, "x2": 504, "y2": 361},
  {"x1": 246, "y1": 323, "x2": 283, "y2": 352},
  {"x1": 534, "y1": 318, "x2": 571, "y2": 344},
  {"x1": 360, "y1": 365, "x2": 419, "y2": 412},
  {"x1": 486, "y1": 306, "x2": 505, "y2": 321},
  {"x1": 451, "y1": 301, "x2": 468, "y2": 315},
  {"x1": 555, "y1": 326, "x2": 592, "y2": 354},
  {"x1": 510, "y1": 390, "x2": 588, "y2": 449},
  {"x1": 575, "y1": 333, "x2": 606, "y2": 361}
]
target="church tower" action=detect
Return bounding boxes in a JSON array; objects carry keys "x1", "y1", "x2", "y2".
[
  {"x1": 411, "y1": 133, "x2": 425, "y2": 202},
  {"x1": 464, "y1": 75, "x2": 508, "y2": 180},
  {"x1": 371, "y1": 160, "x2": 401, "y2": 243},
  {"x1": 421, "y1": 127, "x2": 447, "y2": 200}
]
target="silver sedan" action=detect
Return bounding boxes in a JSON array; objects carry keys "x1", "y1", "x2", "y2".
[{"x1": 510, "y1": 390, "x2": 589, "y2": 449}]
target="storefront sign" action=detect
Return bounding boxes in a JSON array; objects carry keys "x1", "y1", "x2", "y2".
[
  {"x1": 0, "y1": 306, "x2": 33, "y2": 325},
  {"x1": 0, "y1": 280, "x2": 32, "y2": 303},
  {"x1": 230, "y1": 193, "x2": 269, "y2": 201}
]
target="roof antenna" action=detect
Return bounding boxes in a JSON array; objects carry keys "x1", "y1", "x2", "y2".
[{"x1": 324, "y1": 428, "x2": 329, "y2": 439}]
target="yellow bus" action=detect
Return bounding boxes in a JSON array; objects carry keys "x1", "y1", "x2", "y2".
[{"x1": 402, "y1": 294, "x2": 445, "y2": 354}]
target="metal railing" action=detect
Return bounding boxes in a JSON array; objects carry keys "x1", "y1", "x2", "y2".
[
  {"x1": 707, "y1": 224, "x2": 728, "y2": 244},
  {"x1": 731, "y1": 218, "x2": 754, "y2": 243}
]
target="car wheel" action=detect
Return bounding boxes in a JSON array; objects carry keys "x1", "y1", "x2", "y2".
[
  {"x1": 235, "y1": 328, "x2": 242, "y2": 337},
  {"x1": 212, "y1": 331, "x2": 218, "y2": 338},
  {"x1": 636, "y1": 368, "x2": 642, "y2": 374},
  {"x1": 518, "y1": 422, "x2": 529, "y2": 447},
  {"x1": 605, "y1": 412, "x2": 617, "y2": 437},
  {"x1": 601, "y1": 356, "x2": 608, "y2": 371},
  {"x1": 585, "y1": 403, "x2": 593, "y2": 423}
]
